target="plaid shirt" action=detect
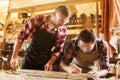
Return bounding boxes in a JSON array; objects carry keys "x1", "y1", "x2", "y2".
[
  {"x1": 17, "y1": 15, "x2": 67, "y2": 57},
  {"x1": 61, "y1": 38, "x2": 110, "y2": 70}
]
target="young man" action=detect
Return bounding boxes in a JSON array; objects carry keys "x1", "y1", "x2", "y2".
[
  {"x1": 60, "y1": 29, "x2": 110, "y2": 79},
  {"x1": 10, "y1": 5, "x2": 71, "y2": 71}
]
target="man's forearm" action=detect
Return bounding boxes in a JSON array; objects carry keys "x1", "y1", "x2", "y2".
[
  {"x1": 48, "y1": 55, "x2": 57, "y2": 65},
  {"x1": 12, "y1": 41, "x2": 22, "y2": 58},
  {"x1": 60, "y1": 62, "x2": 68, "y2": 72}
]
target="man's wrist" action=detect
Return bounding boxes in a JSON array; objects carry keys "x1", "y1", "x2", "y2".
[{"x1": 48, "y1": 55, "x2": 57, "y2": 64}]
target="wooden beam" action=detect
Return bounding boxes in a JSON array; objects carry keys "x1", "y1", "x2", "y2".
[
  {"x1": 10, "y1": 0, "x2": 99, "y2": 13},
  {"x1": 5, "y1": 69, "x2": 92, "y2": 80}
]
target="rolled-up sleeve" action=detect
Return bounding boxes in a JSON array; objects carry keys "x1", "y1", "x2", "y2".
[
  {"x1": 61, "y1": 39, "x2": 76, "y2": 65},
  {"x1": 52, "y1": 26, "x2": 67, "y2": 57},
  {"x1": 99, "y1": 40, "x2": 110, "y2": 70}
]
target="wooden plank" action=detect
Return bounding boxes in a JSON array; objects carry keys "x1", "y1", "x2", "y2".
[
  {"x1": 67, "y1": 73, "x2": 91, "y2": 80},
  {"x1": 0, "y1": 71, "x2": 71, "y2": 80},
  {"x1": 7, "y1": 69, "x2": 91, "y2": 79},
  {"x1": 3, "y1": 70, "x2": 120, "y2": 80}
]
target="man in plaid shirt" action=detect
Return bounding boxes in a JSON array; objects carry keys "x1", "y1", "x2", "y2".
[
  {"x1": 60, "y1": 29, "x2": 110, "y2": 79},
  {"x1": 10, "y1": 5, "x2": 71, "y2": 71}
]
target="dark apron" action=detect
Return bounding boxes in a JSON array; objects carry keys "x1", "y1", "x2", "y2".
[{"x1": 21, "y1": 26, "x2": 58, "y2": 70}]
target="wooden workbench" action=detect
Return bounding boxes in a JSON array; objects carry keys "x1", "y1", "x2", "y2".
[{"x1": 0, "y1": 69, "x2": 120, "y2": 80}]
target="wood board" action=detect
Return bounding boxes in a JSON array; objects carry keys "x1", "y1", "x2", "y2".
[{"x1": 4, "y1": 69, "x2": 91, "y2": 80}]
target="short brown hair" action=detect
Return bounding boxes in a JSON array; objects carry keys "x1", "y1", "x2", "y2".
[
  {"x1": 78, "y1": 29, "x2": 95, "y2": 43},
  {"x1": 55, "y1": 5, "x2": 71, "y2": 17}
]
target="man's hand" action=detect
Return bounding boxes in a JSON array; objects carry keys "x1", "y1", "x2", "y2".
[
  {"x1": 88, "y1": 70, "x2": 108, "y2": 80},
  {"x1": 71, "y1": 64, "x2": 82, "y2": 73},
  {"x1": 65, "y1": 64, "x2": 82, "y2": 73},
  {"x1": 44, "y1": 55, "x2": 57, "y2": 71},
  {"x1": 10, "y1": 57, "x2": 19, "y2": 71},
  {"x1": 61, "y1": 63, "x2": 82, "y2": 73},
  {"x1": 44, "y1": 62, "x2": 53, "y2": 71}
]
